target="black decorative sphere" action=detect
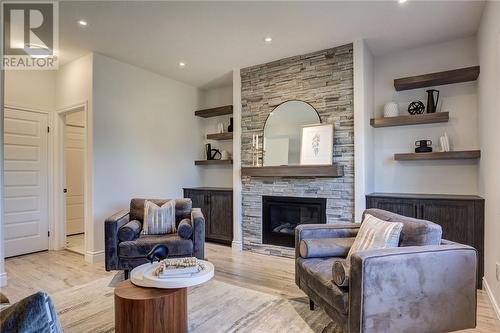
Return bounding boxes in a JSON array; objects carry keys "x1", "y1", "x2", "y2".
[{"x1": 408, "y1": 101, "x2": 425, "y2": 115}]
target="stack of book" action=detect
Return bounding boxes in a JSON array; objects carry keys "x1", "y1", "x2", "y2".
[{"x1": 153, "y1": 257, "x2": 200, "y2": 278}]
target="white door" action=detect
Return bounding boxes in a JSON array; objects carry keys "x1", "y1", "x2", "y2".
[
  {"x1": 4, "y1": 108, "x2": 49, "y2": 257},
  {"x1": 64, "y1": 111, "x2": 85, "y2": 235}
]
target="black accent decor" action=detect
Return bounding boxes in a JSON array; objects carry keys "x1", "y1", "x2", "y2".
[
  {"x1": 146, "y1": 244, "x2": 169, "y2": 263},
  {"x1": 408, "y1": 101, "x2": 425, "y2": 115},
  {"x1": 262, "y1": 196, "x2": 326, "y2": 248}
]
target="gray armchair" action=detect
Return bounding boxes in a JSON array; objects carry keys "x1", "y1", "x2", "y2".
[
  {"x1": 105, "y1": 198, "x2": 205, "y2": 278},
  {"x1": 295, "y1": 208, "x2": 477, "y2": 333}
]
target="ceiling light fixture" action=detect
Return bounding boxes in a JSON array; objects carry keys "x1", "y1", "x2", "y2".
[
  {"x1": 179, "y1": 62, "x2": 186, "y2": 67},
  {"x1": 398, "y1": 0, "x2": 407, "y2": 3},
  {"x1": 264, "y1": 37, "x2": 273, "y2": 43},
  {"x1": 78, "y1": 20, "x2": 88, "y2": 26}
]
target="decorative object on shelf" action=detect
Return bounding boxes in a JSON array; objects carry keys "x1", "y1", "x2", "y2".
[
  {"x1": 217, "y1": 123, "x2": 224, "y2": 134},
  {"x1": 426, "y1": 89, "x2": 440, "y2": 113},
  {"x1": 415, "y1": 139, "x2": 432, "y2": 153},
  {"x1": 205, "y1": 143, "x2": 221, "y2": 160},
  {"x1": 300, "y1": 124, "x2": 334, "y2": 165},
  {"x1": 221, "y1": 150, "x2": 230, "y2": 160},
  {"x1": 439, "y1": 132, "x2": 450, "y2": 152},
  {"x1": 146, "y1": 245, "x2": 169, "y2": 264},
  {"x1": 251, "y1": 134, "x2": 262, "y2": 166},
  {"x1": 408, "y1": 101, "x2": 425, "y2": 115},
  {"x1": 228, "y1": 117, "x2": 233, "y2": 132},
  {"x1": 383, "y1": 102, "x2": 399, "y2": 118}
]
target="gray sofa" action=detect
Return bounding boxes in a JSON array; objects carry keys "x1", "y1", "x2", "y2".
[
  {"x1": 295, "y1": 208, "x2": 477, "y2": 333},
  {"x1": 105, "y1": 198, "x2": 205, "y2": 277}
]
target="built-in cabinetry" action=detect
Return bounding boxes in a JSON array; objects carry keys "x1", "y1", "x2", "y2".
[
  {"x1": 183, "y1": 187, "x2": 233, "y2": 245},
  {"x1": 366, "y1": 193, "x2": 484, "y2": 288}
]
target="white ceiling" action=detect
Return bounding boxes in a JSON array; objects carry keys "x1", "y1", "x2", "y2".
[{"x1": 59, "y1": 1, "x2": 485, "y2": 88}]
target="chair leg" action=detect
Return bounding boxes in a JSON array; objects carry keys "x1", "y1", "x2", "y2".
[
  {"x1": 124, "y1": 270, "x2": 129, "y2": 280},
  {"x1": 309, "y1": 298, "x2": 315, "y2": 311}
]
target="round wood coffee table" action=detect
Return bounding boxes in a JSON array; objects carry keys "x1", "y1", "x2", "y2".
[{"x1": 114, "y1": 260, "x2": 214, "y2": 333}]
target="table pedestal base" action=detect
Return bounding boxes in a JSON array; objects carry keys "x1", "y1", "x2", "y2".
[{"x1": 114, "y1": 280, "x2": 187, "y2": 333}]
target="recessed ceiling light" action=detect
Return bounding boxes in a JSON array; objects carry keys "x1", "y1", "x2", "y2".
[
  {"x1": 264, "y1": 37, "x2": 273, "y2": 43},
  {"x1": 398, "y1": 0, "x2": 407, "y2": 3},
  {"x1": 179, "y1": 62, "x2": 186, "y2": 67},
  {"x1": 78, "y1": 20, "x2": 88, "y2": 26}
]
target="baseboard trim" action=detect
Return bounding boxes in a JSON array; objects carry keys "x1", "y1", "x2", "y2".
[
  {"x1": 85, "y1": 250, "x2": 105, "y2": 264},
  {"x1": 231, "y1": 240, "x2": 243, "y2": 251},
  {"x1": 0, "y1": 272, "x2": 8, "y2": 287},
  {"x1": 483, "y1": 277, "x2": 500, "y2": 321}
]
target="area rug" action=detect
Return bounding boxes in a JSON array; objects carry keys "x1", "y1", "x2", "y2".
[{"x1": 51, "y1": 276, "x2": 340, "y2": 333}]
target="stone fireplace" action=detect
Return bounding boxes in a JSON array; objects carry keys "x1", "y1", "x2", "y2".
[{"x1": 240, "y1": 44, "x2": 354, "y2": 257}]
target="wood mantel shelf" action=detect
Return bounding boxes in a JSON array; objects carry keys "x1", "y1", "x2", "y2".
[
  {"x1": 241, "y1": 165, "x2": 344, "y2": 178},
  {"x1": 370, "y1": 112, "x2": 449, "y2": 128},
  {"x1": 394, "y1": 150, "x2": 481, "y2": 161}
]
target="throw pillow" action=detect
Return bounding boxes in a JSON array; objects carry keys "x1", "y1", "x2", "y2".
[
  {"x1": 299, "y1": 238, "x2": 355, "y2": 259},
  {"x1": 177, "y1": 218, "x2": 193, "y2": 239},
  {"x1": 333, "y1": 215, "x2": 402, "y2": 288},
  {"x1": 347, "y1": 214, "x2": 403, "y2": 260},
  {"x1": 118, "y1": 220, "x2": 142, "y2": 242},
  {"x1": 142, "y1": 200, "x2": 176, "y2": 235},
  {"x1": 332, "y1": 259, "x2": 350, "y2": 287}
]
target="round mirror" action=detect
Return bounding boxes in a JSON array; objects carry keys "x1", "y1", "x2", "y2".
[{"x1": 263, "y1": 100, "x2": 320, "y2": 166}]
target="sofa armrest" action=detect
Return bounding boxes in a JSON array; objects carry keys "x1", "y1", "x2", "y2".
[
  {"x1": 191, "y1": 208, "x2": 205, "y2": 260},
  {"x1": 348, "y1": 244, "x2": 477, "y2": 333},
  {"x1": 104, "y1": 210, "x2": 130, "y2": 271}
]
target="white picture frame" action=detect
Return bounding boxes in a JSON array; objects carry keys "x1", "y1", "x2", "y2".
[{"x1": 300, "y1": 124, "x2": 334, "y2": 165}]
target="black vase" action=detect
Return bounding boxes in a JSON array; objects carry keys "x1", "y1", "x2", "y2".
[{"x1": 228, "y1": 117, "x2": 233, "y2": 133}]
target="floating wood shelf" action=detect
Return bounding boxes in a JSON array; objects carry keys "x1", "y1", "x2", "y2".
[
  {"x1": 195, "y1": 105, "x2": 233, "y2": 118},
  {"x1": 241, "y1": 165, "x2": 344, "y2": 178},
  {"x1": 394, "y1": 150, "x2": 481, "y2": 161},
  {"x1": 206, "y1": 132, "x2": 233, "y2": 140},
  {"x1": 370, "y1": 112, "x2": 449, "y2": 128},
  {"x1": 394, "y1": 66, "x2": 480, "y2": 91},
  {"x1": 195, "y1": 159, "x2": 233, "y2": 166}
]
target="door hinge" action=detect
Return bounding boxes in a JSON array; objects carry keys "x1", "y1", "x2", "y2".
[
  {"x1": 47, "y1": 126, "x2": 50, "y2": 133},
  {"x1": 48, "y1": 231, "x2": 50, "y2": 237}
]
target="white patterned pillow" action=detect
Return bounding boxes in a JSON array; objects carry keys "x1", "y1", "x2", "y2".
[
  {"x1": 142, "y1": 200, "x2": 176, "y2": 235},
  {"x1": 347, "y1": 214, "x2": 403, "y2": 260}
]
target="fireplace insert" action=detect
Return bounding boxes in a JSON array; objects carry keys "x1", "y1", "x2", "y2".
[{"x1": 262, "y1": 196, "x2": 326, "y2": 248}]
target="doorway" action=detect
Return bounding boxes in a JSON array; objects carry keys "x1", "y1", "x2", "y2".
[
  {"x1": 3, "y1": 107, "x2": 49, "y2": 257},
  {"x1": 63, "y1": 109, "x2": 86, "y2": 254},
  {"x1": 56, "y1": 105, "x2": 88, "y2": 256}
]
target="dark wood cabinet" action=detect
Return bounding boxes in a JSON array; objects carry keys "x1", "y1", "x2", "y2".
[
  {"x1": 366, "y1": 193, "x2": 484, "y2": 288},
  {"x1": 184, "y1": 187, "x2": 233, "y2": 245}
]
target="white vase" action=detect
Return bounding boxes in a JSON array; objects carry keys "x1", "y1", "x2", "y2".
[{"x1": 384, "y1": 102, "x2": 399, "y2": 118}]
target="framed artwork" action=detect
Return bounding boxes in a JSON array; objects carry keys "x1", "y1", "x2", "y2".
[{"x1": 300, "y1": 124, "x2": 334, "y2": 165}]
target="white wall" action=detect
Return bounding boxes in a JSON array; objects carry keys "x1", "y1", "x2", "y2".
[
  {"x1": 373, "y1": 37, "x2": 479, "y2": 195},
  {"x1": 477, "y1": 1, "x2": 500, "y2": 316},
  {"x1": 92, "y1": 53, "x2": 202, "y2": 254},
  {"x1": 354, "y1": 40, "x2": 374, "y2": 222},
  {"x1": 5, "y1": 70, "x2": 56, "y2": 111},
  {"x1": 198, "y1": 85, "x2": 233, "y2": 187}
]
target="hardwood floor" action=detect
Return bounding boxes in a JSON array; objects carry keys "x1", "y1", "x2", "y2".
[{"x1": 2, "y1": 243, "x2": 500, "y2": 332}]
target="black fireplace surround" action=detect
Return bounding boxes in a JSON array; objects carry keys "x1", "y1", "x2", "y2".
[{"x1": 262, "y1": 196, "x2": 326, "y2": 248}]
